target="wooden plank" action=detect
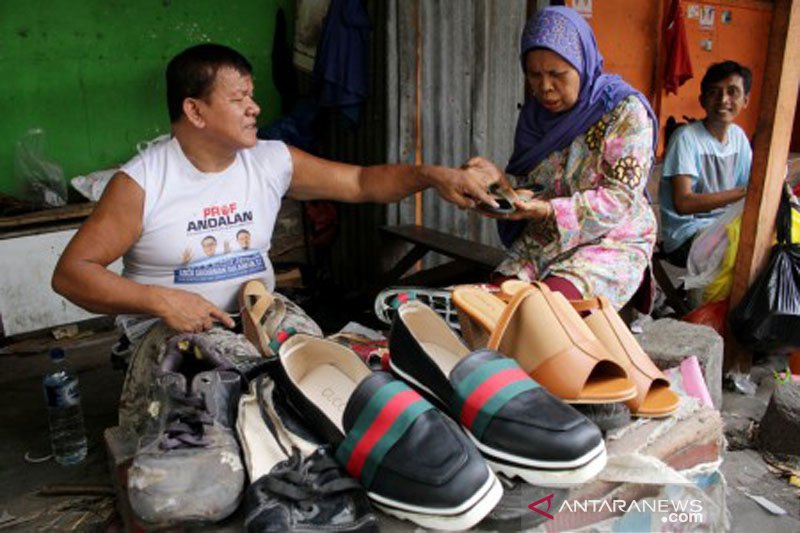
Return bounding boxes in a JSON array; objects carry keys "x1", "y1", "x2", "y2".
[
  {"x1": 378, "y1": 244, "x2": 428, "y2": 287},
  {"x1": 380, "y1": 224, "x2": 505, "y2": 268},
  {"x1": 726, "y1": 0, "x2": 800, "y2": 372},
  {"x1": 0, "y1": 202, "x2": 94, "y2": 230},
  {"x1": 396, "y1": 259, "x2": 484, "y2": 287}
]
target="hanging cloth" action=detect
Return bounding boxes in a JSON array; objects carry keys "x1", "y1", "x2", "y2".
[
  {"x1": 312, "y1": 0, "x2": 371, "y2": 126},
  {"x1": 663, "y1": 0, "x2": 693, "y2": 95}
]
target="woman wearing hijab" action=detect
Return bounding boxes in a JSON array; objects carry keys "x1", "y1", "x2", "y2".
[{"x1": 472, "y1": 6, "x2": 658, "y2": 310}]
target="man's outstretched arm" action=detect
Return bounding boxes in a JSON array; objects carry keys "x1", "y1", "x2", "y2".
[{"x1": 286, "y1": 147, "x2": 499, "y2": 208}]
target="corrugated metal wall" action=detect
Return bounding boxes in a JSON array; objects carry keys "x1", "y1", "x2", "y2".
[
  {"x1": 386, "y1": 0, "x2": 527, "y2": 252},
  {"x1": 318, "y1": 0, "x2": 527, "y2": 290}
]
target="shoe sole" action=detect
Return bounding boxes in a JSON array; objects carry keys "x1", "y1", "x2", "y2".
[
  {"x1": 369, "y1": 464, "x2": 502, "y2": 531},
  {"x1": 467, "y1": 431, "x2": 607, "y2": 487},
  {"x1": 390, "y1": 359, "x2": 607, "y2": 486}
]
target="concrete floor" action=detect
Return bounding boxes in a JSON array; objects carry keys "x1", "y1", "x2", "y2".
[{"x1": 0, "y1": 327, "x2": 798, "y2": 532}]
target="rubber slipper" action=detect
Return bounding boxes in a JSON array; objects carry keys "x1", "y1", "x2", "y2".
[
  {"x1": 453, "y1": 283, "x2": 637, "y2": 404},
  {"x1": 238, "y1": 280, "x2": 286, "y2": 358},
  {"x1": 272, "y1": 334, "x2": 502, "y2": 531},
  {"x1": 390, "y1": 300, "x2": 607, "y2": 487},
  {"x1": 570, "y1": 296, "x2": 680, "y2": 417},
  {"x1": 374, "y1": 287, "x2": 461, "y2": 330}
]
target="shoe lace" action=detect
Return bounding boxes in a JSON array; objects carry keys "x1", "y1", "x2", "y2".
[
  {"x1": 160, "y1": 389, "x2": 214, "y2": 450},
  {"x1": 251, "y1": 375, "x2": 361, "y2": 510},
  {"x1": 259, "y1": 447, "x2": 362, "y2": 511}
]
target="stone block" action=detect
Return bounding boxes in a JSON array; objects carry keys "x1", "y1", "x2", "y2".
[
  {"x1": 759, "y1": 382, "x2": 800, "y2": 457},
  {"x1": 545, "y1": 405, "x2": 723, "y2": 532},
  {"x1": 635, "y1": 318, "x2": 723, "y2": 408}
]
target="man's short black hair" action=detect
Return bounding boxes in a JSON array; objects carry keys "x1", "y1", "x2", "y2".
[
  {"x1": 236, "y1": 229, "x2": 250, "y2": 238},
  {"x1": 166, "y1": 43, "x2": 253, "y2": 123},
  {"x1": 701, "y1": 60, "x2": 752, "y2": 96}
]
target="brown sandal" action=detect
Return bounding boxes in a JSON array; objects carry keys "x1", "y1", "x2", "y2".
[
  {"x1": 453, "y1": 283, "x2": 636, "y2": 404},
  {"x1": 238, "y1": 280, "x2": 286, "y2": 357},
  {"x1": 571, "y1": 297, "x2": 680, "y2": 417}
]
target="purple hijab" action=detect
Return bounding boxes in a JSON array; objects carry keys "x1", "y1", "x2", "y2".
[{"x1": 500, "y1": 7, "x2": 657, "y2": 246}]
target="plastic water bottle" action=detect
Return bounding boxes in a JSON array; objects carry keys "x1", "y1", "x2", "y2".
[{"x1": 43, "y1": 348, "x2": 88, "y2": 465}]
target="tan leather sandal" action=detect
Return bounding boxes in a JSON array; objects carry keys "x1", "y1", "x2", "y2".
[
  {"x1": 238, "y1": 280, "x2": 286, "y2": 357},
  {"x1": 452, "y1": 283, "x2": 636, "y2": 404},
  {"x1": 571, "y1": 296, "x2": 680, "y2": 417}
]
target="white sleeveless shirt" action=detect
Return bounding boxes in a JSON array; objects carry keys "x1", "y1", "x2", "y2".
[{"x1": 120, "y1": 137, "x2": 292, "y2": 312}]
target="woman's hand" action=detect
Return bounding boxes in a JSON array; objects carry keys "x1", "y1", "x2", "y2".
[
  {"x1": 509, "y1": 191, "x2": 554, "y2": 220},
  {"x1": 148, "y1": 285, "x2": 235, "y2": 333},
  {"x1": 477, "y1": 188, "x2": 554, "y2": 221}
]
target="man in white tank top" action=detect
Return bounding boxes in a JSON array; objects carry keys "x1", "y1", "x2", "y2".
[{"x1": 52, "y1": 43, "x2": 501, "y2": 334}]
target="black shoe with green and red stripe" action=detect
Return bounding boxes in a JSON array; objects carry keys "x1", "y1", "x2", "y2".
[
  {"x1": 389, "y1": 300, "x2": 607, "y2": 487},
  {"x1": 271, "y1": 333, "x2": 503, "y2": 531}
]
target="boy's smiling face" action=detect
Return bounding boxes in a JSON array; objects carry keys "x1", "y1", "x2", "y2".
[{"x1": 700, "y1": 74, "x2": 749, "y2": 126}]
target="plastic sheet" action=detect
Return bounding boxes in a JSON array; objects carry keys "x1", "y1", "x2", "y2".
[
  {"x1": 14, "y1": 128, "x2": 66, "y2": 207},
  {"x1": 684, "y1": 199, "x2": 744, "y2": 291}
]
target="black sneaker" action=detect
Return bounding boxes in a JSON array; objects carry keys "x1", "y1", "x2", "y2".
[
  {"x1": 237, "y1": 376, "x2": 378, "y2": 532},
  {"x1": 127, "y1": 335, "x2": 245, "y2": 524}
]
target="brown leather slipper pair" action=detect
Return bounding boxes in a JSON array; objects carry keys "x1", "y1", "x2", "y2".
[{"x1": 453, "y1": 281, "x2": 679, "y2": 417}]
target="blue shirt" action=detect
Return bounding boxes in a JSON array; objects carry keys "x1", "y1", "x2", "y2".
[{"x1": 659, "y1": 121, "x2": 752, "y2": 252}]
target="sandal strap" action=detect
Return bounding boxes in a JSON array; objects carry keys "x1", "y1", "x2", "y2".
[
  {"x1": 452, "y1": 358, "x2": 539, "y2": 439},
  {"x1": 240, "y1": 282, "x2": 275, "y2": 322},
  {"x1": 335, "y1": 381, "x2": 432, "y2": 489},
  {"x1": 248, "y1": 291, "x2": 275, "y2": 322}
]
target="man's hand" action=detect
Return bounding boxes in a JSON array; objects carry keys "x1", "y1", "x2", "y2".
[
  {"x1": 462, "y1": 157, "x2": 520, "y2": 207},
  {"x1": 461, "y1": 157, "x2": 553, "y2": 220},
  {"x1": 149, "y1": 286, "x2": 235, "y2": 333},
  {"x1": 426, "y1": 157, "x2": 502, "y2": 209}
]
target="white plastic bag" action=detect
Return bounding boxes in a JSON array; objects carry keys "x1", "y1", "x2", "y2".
[
  {"x1": 70, "y1": 169, "x2": 117, "y2": 202},
  {"x1": 683, "y1": 199, "x2": 744, "y2": 290},
  {"x1": 14, "y1": 128, "x2": 67, "y2": 207}
]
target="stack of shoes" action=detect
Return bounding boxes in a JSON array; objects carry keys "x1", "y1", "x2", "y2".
[
  {"x1": 452, "y1": 282, "x2": 637, "y2": 404},
  {"x1": 452, "y1": 280, "x2": 680, "y2": 427},
  {"x1": 272, "y1": 333, "x2": 503, "y2": 531},
  {"x1": 389, "y1": 299, "x2": 607, "y2": 487},
  {"x1": 499, "y1": 280, "x2": 680, "y2": 418},
  {"x1": 236, "y1": 375, "x2": 379, "y2": 532},
  {"x1": 127, "y1": 334, "x2": 246, "y2": 525}
]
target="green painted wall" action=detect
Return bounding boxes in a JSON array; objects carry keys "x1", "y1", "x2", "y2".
[{"x1": 0, "y1": 0, "x2": 293, "y2": 198}]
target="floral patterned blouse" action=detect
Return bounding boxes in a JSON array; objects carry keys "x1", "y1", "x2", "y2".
[{"x1": 497, "y1": 96, "x2": 656, "y2": 310}]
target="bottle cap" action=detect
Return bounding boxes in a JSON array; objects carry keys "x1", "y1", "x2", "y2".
[{"x1": 49, "y1": 347, "x2": 66, "y2": 361}]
